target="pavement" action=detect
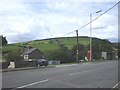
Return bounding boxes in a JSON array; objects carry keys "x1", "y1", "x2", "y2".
[
  {"x1": 0, "y1": 65, "x2": 56, "y2": 72},
  {"x1": 2, "y1": 60, "x2": 119, "y2": 89},
  {"x1": 0, "y1": 60, "x2": 114, "y2": 72},
  {"x1": 0, "y1": 67, "x2": 38, "y2": 72},
  {"x1": 0, "y1": 64, "x2": 78, "y2": 73}
]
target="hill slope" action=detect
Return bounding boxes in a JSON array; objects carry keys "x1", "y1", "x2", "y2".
[{"x1": 2, "y1": 36, "x2": 108, "y2": 53}]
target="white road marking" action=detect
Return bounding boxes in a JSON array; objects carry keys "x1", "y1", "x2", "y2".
[
  {"x1": 69, "y1": 69, "x2": 93, "y2": 76},
  {"x1": 16, "y1": 79, "x2": 49, "y2": 88},
  {"x1": 112, "y1": 82, "x2": 120, "y2": 89}
]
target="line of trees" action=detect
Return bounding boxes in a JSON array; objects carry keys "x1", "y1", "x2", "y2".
[{"x1": 46, "y1": 39, "x2": 113, "y2": 63}]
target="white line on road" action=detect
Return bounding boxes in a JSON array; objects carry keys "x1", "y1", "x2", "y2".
[
  {"x1": 16, "y1": 79, "x2": 49, "y2": 88},
  {"x1": 69, "y1": 69, "x2": 94, "y2": 76},
  {"x1": 112, "y1": 82, "x2": 120, "y2": 89}
]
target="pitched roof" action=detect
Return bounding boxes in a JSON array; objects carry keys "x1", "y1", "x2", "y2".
[{"x1": 23, "y1": 48, "x2": 37, "y2": 54}]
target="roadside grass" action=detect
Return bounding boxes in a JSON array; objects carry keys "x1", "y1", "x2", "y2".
[
  {"x1": 55, "y1": 59, "x2": 107, "y2": 65},
  {"x1": 62, "y1": 62, "x2": 79, "y2": 64},
  {"x1": 47, "y1": 64, "x2": 56, "y2": 67}
]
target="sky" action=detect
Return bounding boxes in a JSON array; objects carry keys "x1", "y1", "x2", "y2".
[{"x1": 0, "y1": 0, "x2": 119, "y2": 44}]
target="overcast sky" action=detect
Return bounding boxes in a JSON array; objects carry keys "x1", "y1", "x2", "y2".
[{"x1": 0, "y1": 0, "x2": 118, "y2": 44}]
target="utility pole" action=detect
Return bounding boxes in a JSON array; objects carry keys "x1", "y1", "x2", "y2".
[
  {"x1": 76, "y1": 30, "x2": 79, "y2": 63},
  {"x1": 89, "y1": 10, "x2": 102, "y2": 62},
  {"x1": 90, "y1": 14, "x2": 92, "y2": 62}
]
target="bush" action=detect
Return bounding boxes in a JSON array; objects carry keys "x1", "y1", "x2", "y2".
[
  {"x1": 71, "y1": 44, "x2": 86, "y2": 60},
  {"x1": 47, "y1": 44, "x2": 73, "y2": 63},
  {"x1": 5, "y1": 52, "x2": 23, "y2": 62}
]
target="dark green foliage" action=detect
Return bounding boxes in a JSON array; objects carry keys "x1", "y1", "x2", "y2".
[
  {"x1": 47, "y1": 44, "x2": 73, "y2": 63},
  {"x1": 112, "y1": 42, "x2": 118, "y2": 49},
  {"x1": 91, "y1": 41, "x2": 102, "y2": 59},
  {"x1": 71, "y1": 44, "x2": 86, "y2": 60},
  {"x1": 1, "y1": 35, "x2": 8, "y2": 46},
  {"x1": 118, "y1": 43, "x2": 120, "y2": 58},
  {"x1": 101, "y1": 39, "x2": 113, "y2": 52},
  {"x1": 49, "y1": 40, "x2": 54, "y2": 44},
  {"x1": 90, "y1": 39, "x2": 113, "y2": 59},
  {"x1": 5, "y1": 52, "x2": 23, "y2": 62}
]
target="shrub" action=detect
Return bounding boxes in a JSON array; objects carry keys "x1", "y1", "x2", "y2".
[{"x1": 5, "y1": 52, "x2": 23, "y2": 62}]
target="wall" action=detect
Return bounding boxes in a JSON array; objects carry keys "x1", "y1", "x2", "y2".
[
  {"x1": 102, "y1": 52, "x2": 107, "y2": 60},
  {"x1": 102, "y1": 52, "x2": 116, "y2": 60},
  {"x1": 15, "y1": 61, "x2": 36, "y2": 68},
  {"x1": 49, "y1": 61, "x2": 60, "y2": 65}
]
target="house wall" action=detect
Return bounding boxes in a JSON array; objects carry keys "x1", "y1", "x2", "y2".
[
  {"x1": 24, "y1": 55, "x2": 28, "y2": 60},
  {"x1": 28, "y1": 49, "x2": 44, "y2": 59}
]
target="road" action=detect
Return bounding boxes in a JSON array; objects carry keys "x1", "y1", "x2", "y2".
[{"x1": 2, "y1": 60, "x2": 119, "y2": 89}]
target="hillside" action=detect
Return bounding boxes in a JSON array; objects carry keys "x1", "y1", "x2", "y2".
[{"x1": 2, "y1": 36, "x2": 110, "y2": 53}]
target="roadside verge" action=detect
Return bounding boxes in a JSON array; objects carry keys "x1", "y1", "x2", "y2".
[{"x1": 1, "y1": 65, "x2": 55, "y2": 73}]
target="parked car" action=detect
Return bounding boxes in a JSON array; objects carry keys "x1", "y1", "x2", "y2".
[{"x1": 36, "y1": 59, "x2": 48, "y2": 66}]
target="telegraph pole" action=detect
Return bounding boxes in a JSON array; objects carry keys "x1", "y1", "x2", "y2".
[
  {"x1": 90, "y1": 14, "x2": 92, "y2": 62},
  {"x1": 76, "y1": 30, "x2": 79, "y2": 63}
]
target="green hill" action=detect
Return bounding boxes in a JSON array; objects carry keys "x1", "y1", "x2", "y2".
[
  {"x1": 2, "y1": 36, "x2": 117, "y2": 62},
  {"x1": 2, "y1": 36, "x2": 107, "y2": 54}
]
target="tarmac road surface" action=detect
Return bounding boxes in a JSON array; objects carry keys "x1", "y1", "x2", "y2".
[{"x1": 2, "y1": 60, "x2": 119, "y2": 89}]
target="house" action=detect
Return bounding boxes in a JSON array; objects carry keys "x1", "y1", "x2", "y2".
[{"x1": 23, "y1": 48, "x2": 44, "y2": 61}]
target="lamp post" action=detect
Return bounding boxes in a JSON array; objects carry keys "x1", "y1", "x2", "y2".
[{"x1": 89, "y1": 10, "x2": 102, "y2": 62}]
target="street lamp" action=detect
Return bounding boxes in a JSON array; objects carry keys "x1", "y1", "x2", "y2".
[{"x1": 89, "y1": 10, "x2": 102, "y2": 62}]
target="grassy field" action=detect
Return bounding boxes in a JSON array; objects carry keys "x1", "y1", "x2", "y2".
[
  {"x1": 2, "y1": 45, "x2": 22, "y2": 53},
  {"x1": 58, "y1": 37, "x2": 90, "y2": 49},
  {"x1": 2, "y1": 36, "x2": 92, "y2": 53}
]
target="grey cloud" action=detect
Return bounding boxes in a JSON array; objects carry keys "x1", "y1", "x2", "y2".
[
  {"x1": 8, "y1": 24, "x2": 53, "y2": 43},
  {"x1": 92, "y1": 26, "x2": 107, "y2": 30},
  {"x1": 8, "y1": 33, "x2": 36, "y2": 43}
]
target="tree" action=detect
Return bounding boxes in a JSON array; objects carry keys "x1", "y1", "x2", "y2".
[
  {"x1": 91, "y1": 42, "x2": 102, "y2": 59},
  {"x1": 1, "y1": 35, "x2": 8, "y2": 46},
  {"x1": 5, "y1": 52, "x2": 23, "y2": 62},
  {"x1": 71, "y1": 44, "x2": 86, "y2": 60},
  {"x1": 47, "y1": 44, "x2": 72, "y2": 63},
  {"x1": 87, "y1": 39, "x2": 113, "y2": 59},
  {"x1": 101, "y1": 39, "x2": 113, "y2": 52}
]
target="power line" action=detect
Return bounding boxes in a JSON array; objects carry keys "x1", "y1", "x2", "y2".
[
  {"x1": 63, "y1": 1, "x2": 120, "y2": 36},
  {"x1": 77, "y1": 1, "x2": 119, "y2": 30},
  {"x1": 63, "y1": 30, "x2": 76, "y2": 36}
]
